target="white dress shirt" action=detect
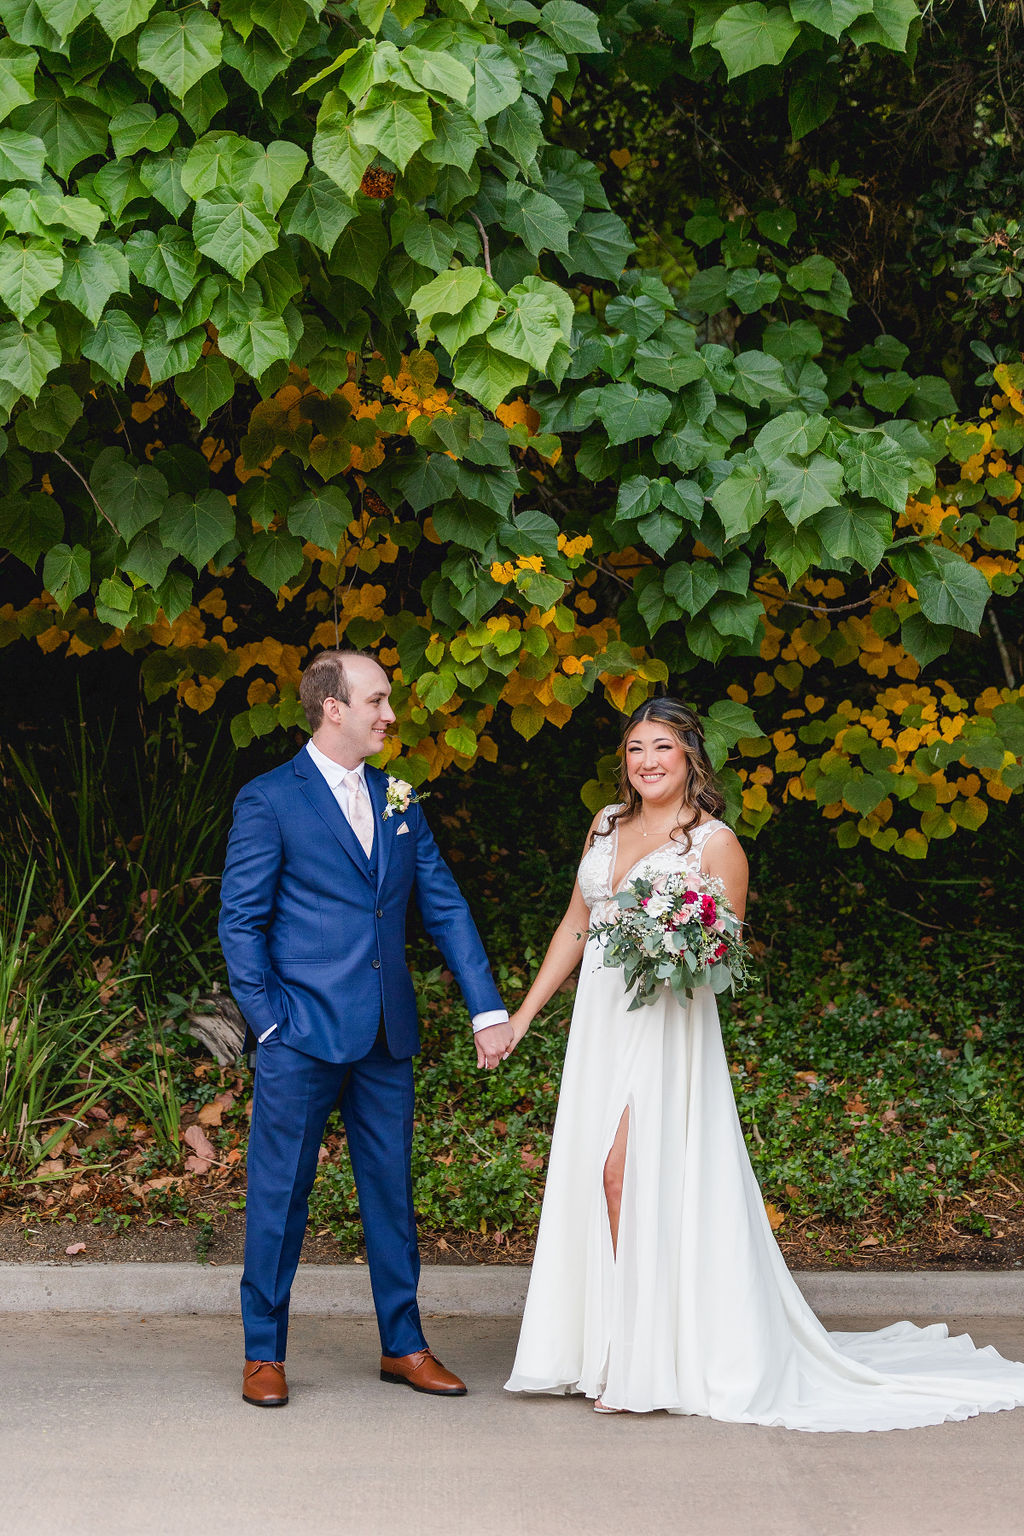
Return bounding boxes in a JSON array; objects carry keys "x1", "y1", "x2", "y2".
[{"x1": 305, "y1": 741, "x2": 507, "y2": 1036}]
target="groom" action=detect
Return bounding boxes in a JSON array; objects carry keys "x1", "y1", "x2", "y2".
[{"x1": 219, "y1": 648, "x2": 512, "y2": 1407}]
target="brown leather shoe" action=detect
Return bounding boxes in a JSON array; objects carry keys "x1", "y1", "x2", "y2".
[
  {"x1": 380, "y1": 1347, "x2": 467, "y2": 1396},
  {"x1": 242, "y1": 1359, "x2": 289, "y2": 1407}
]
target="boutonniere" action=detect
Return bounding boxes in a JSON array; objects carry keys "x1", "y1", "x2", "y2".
[{"x1": 382, "y1": 774, "x2": 429, "y2": 821}]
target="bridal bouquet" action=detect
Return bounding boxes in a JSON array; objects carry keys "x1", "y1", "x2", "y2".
[{"x1": 588, "y1": 872, "x2": 750, "y2": 1011}]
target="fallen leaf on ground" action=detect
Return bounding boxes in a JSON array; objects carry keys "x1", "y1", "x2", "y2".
[
  {"x1": 764, "y1": 1202, "x2": 785, "y2": 1231},
  {"x1": 65, "y1": 1243, "x2": 86, "y2": 1256}
]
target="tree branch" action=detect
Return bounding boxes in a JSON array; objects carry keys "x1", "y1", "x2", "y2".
[
  {"x1": 53, "y1": 452, "x2": 118, "y2": 535},
  {"x1": 470, "y1": 212, "x2": 492, "y2": 278},
  {"x1": 988, "y1": 606, "x2": 1018, "y2": 690}
]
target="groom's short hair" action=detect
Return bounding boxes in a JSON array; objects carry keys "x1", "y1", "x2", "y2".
[{"x1": 300, "y1": 648, "x2": 381, "y2": 731}]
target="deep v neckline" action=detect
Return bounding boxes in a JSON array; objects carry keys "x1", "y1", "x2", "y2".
[
  {"x1": 609, "y1": 812, "x2": 721, "y2": 895},
  {"x1": 610, "y1": 817, "x2": 683, "y2": 895}
]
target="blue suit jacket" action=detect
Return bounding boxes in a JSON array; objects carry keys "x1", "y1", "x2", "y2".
[{"x1": 218, "y1": 749, "x2": 503, "y2": 1063}]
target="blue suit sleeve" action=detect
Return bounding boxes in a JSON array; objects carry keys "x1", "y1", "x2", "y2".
[
  {"x1": 218, "y1": 782, "x2": 285, "y2": 1035},
  {"x1": 411, "y1": 806, "x2": 504, "y2": 1020}
]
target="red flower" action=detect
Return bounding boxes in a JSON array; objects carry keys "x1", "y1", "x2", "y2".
[
  {"x1": 700, "y1": 894, "x2": 717, "y2": 924},
  {"x1": 683, "y1": 890, "x2": 698, "y2": 904},
  {"x1": 714, "y1": 941, "x2": 727, "y2": 960}
]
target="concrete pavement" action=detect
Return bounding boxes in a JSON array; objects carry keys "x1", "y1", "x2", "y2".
[{"x1": 3, "y1": 1312, "x2": 1024, "y2": 1536}]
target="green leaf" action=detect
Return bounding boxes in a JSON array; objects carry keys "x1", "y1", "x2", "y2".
[
  {"x1": 754, "y1": 207, "x2": 797, "y2": 245},
  {"x1": 422, "y1": 103, "x2": 484, "y2": 172},
  {"x1": 452, "y1": 333, "x2": 529, "y2": 411},
  {"x1": 487, "y1": 287, "x2": 566, "y2": 369},
  {"x1": 731, "y1": 349, "x2": 792, "y2": 406},
  {"x1": 0, "y1": 318, "x2": 59, "y2": 397},
  {"x1": 193, "y1": 189, "x2": 278, "y2": 281},
  {"x1": 282, "y1": 168, "x2": 358, "y2": 253},
  {"x1": 42, "y1": 540, "x2": 90, "y2": 610},
  {"x1": 91, "y1": 447, "x2": 168, "y2": 541},
  {"x1": 764, "y1": 515, "x2": 822, "y2": 585},
  {"x1": 92, "y1": 0, "x2": 155, "y2": 42},
  {"x1": 331, "y1": 208, "x2": 389, "y2": 293},
  {"x1": 504, "y1": 185, "x2": 571, "y2": 255},
  {"x1": 664, "y1": 558, "x2": 720, "y2": 617},
  {"x1": 539, "y1": 0, "x2": 604, "y2": 53},
  {"x1": 0, "y1": 39, "x2": 37, "y2": 123},
  {"x1": 161, "y1": 489, "x2": 235, "y2": 571},
  {"x1": 726, "y1": 268, "x2": 782, "y2": 313},
  {"x1": 767, "y1": 452, "x2": 845, "y2": 524},
  {"x1": 11, "y1": 94, "x2": 108, "y2": 179},
  {"x1": 0, "y1": 489, "x2": 61, "y2": 564},
  {"x1": 82, "y1": 309, "x2": 142, "y2": 384},
  {"x1": 137, "y1": 10, "x2": 222, "y2": 100},
  {"x1": 56, "y1": 240, "x2": 130, "y2": 326},
  {"x1": 432, "y1": 277, "x2": 502, "y2": 354},
  {"x1": 837, "y1": 430, "x2": 910, "y2": 513},
  {"x1": 287, "y1": 485, "x2": 353, "y2": 549},
  {"x1": 812, "y1": 501, "x2": 892, "y2": 570},
  {"x1": 0, "y1": 237, "x2": 61, "y2": 321},
  {"x1": 314, "y1": 98, "x2": 373, "y2": 195},
  {"x1": 490, "y1": 93, "x2": 544, "y2": 173},
  {"x1": 565, "y1": 209, "x2": 634, "y2": 279},
  {"x1": 595, "y1": 381, "x2": 672, "y2": 445},
  {"x1": 123, "y1": 526, "x2": 174, "y2": 587},
  {"x1": 249, "y1": 141, "x2": 308, "y2": 215},
  {"x1": 469, "y1": 45, "x2": 522, "y2": 122},
  {"x1": 753, "y1": 410, "x2": 827, "y2": 461},
  {"x1": 412, "y1": 265, "x2": 485, "y2": 320},
  {"x1": 787, "y1": 63, "x2": 838, "y2": 138},
  {"x1": 711, "y1": 3, "x2": 798, "y2": 77},
  {"x1": 13, "y1": 381, "x2": 80, "y2": 449},
  {"x1": 138, "y1": 148, "x2": 190, "y2": 217},
  {"x1": 109, "y1": 103, "x2": 177, "y2": 158},
  {"x1": 175, "y1": 355, "x2": 235, "y2": 426},
  {"x1": 848, "y1": 0, "x2": 917, "y2": 52},
  {"x1": 0, "y1": 127, "x2": 44, "y2": 180},
  {"x1": 711, "y1": 461, "x2": 767, "y2": 538},
  {"x1": 246, "y1": 527, "x2": 305, "y2": 591},
  {"x1": 351, "y1": 88, "x2": 433, "y2": 172},
  {"x1": 125, "y1": 226, "x2": 200, "y2": 304},
  {"x1": 789, "y1": 0, "x2": 870, "y2": 36},
  {"x1": 95, "y1": 573, "x2": 135, "y2": 628},
  {"x1": 402, "y1": 214, "x2": 457, "y2": 272},
  {"x1": 914, "y1": 545, "x2": 992, "y2": 634},
  {"x1": 179, "y1": 72, "x2": 228, "y2": 136},
  {"x1": 900, "y1": 610, "x2": 954, "y2": 668},
  {"x1": 216, "y1": 306, "x2": 291, "y2": 378},
  {"x1": 402, "y1": 46, "x2": 474, "y2": 103}
]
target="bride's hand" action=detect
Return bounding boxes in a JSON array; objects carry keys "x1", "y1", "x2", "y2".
[{"x1": 502, "y1": 1010, "x2": 532, "y2": 1058}]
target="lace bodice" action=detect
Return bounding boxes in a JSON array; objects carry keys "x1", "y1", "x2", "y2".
[{"x1": 578, "y1": 805, "x2": 729, "y2": 926}]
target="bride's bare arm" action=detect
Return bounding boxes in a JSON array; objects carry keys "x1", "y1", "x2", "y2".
[
  {"x1": 702, "y1": 828, "x2": 749, "y2": 921},
  {"x1": 504, "y1": 816, "x2": 603, "y2": 1054}
]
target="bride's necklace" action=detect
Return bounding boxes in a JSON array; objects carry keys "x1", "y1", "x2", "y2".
[{"x1": 638, "y1": 807, "x2": 683, "y2": 838}]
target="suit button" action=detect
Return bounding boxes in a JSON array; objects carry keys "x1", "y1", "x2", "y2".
[
  {"x1": 372, "y1": 959, "x2": 381, "y2": 969},
  {"x1": 376, "y1": 909, "x2": 384, "y2": 919}
]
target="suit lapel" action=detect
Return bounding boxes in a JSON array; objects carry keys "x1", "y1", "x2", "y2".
[
  {"x1": 293, "y1": 749, "x2": 375, "y2": 886},
  {"x1": 365, "y1": 767, "x2": 393, "y2": 891}
]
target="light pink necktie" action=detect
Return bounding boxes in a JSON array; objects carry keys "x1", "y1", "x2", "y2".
[{"x1": 344, "y1": 771, "x2": 374, "y2": 857}]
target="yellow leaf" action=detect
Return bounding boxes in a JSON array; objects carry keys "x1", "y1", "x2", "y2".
[{"x1": 609, "y1": 148, "x2": 631, "y2": 169}]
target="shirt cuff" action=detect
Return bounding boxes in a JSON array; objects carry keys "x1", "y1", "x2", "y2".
[{"x1": 472, "y1": 1009, "x2": 510, "y2": 1034}]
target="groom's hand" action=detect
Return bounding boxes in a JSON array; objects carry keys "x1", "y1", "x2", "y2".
[{"x1": 475, "y1": 1021, "x2": 514, "y2": 1071}]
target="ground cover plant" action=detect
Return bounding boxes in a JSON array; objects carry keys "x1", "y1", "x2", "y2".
[{"x1": 1, "y1": 706, "x2": 1022, "y2": 1264}]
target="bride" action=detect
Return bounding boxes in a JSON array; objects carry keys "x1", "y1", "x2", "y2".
[{"x1": 503, "y1": 696, "x2": 1024, "y2": 1430}]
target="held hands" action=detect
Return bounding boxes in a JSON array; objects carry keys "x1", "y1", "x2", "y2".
[
  {"x1": 475, "y1": 1012, "x2": 532, "y2": 1070},
  {"x1": 475, "y1": 1020, "x2": 514, "y2": 1071}
]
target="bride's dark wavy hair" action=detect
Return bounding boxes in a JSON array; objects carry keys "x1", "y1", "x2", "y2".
[{"x1": 592, "y1": 697, "x2": 726, "y2": 854}]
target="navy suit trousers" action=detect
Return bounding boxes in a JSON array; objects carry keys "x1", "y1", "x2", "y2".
[{"x1": 241, "y1": 1028, "x2": 426, "y2": 1362}]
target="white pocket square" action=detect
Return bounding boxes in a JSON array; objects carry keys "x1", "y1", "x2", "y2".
[{"x1": 396, "y1": 821, "x2": 410, "y2": 836}]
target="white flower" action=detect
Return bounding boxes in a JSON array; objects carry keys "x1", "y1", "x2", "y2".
[
  {"x1": 644, "y1": 894, "x2": 674, "y2": 920},
  {"x1": 382, "y1": 775, "x2": 416, "y2": 820}
]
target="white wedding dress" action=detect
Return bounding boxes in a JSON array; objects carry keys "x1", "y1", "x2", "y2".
[{"x1": 505, "y1": 807, "x2": 1024, "y2": 1430}]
